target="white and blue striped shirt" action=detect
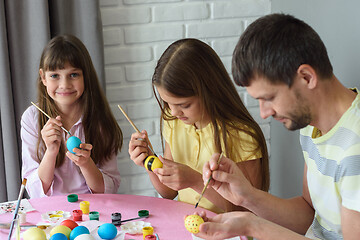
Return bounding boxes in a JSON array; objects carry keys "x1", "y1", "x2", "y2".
[{"x1": 301, "y1": 89, "x2": 360, "y2": 239}]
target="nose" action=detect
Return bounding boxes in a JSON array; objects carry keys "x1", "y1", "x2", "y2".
[
  {"x1": 169, "y1": 105, "x2": 181, "y2": 117},
  {"x1": 59, "y1": 76, "x2": 72, "y2": 88},
  {"x1": 259, "y1": 100, "x2": 275, "y2": 119}
]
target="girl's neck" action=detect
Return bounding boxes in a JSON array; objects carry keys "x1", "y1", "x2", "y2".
[
  {"x1": 57, "y1": 103, "x2": 83, "y2": 131},
  {"x1": 194, "y1": 118, "x2": 211, "y2": 129}
]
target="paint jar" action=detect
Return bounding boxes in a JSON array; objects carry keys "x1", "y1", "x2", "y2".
[
  {"x1": 73, "y1": 209, "x2": 83, "y2": 221},
  {"x1": 89, "y1": 211, "x2": 99, "y2": 220},
  {"x1": 143, "y1": 226, "x2": 154, "y2": 239},
  {"x1": 80, "y1": 201, "x2": 90, "y2": 214}
]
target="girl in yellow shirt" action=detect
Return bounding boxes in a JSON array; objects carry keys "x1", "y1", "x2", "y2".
[{"x1": 129, "y1": 38, "x2": 269, "y2": 213}]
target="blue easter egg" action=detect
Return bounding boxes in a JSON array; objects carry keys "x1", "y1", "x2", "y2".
[
  {"x1": 50, "y1": 233, "x2": 68, "y2": 240},
  {"x1": 66, "y1": 136, "x2": 82, "y2": 154},
  {"x1": 70, "y1": 226, "x2": 90, "y2": 240},
  {"x1": 97, "y1": 223, "x2": 117, "y2": 239}
]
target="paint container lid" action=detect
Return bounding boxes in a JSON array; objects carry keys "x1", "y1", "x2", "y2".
[
  {"x1": 138, "y1": 210, "x2": 149, "y2": 217},
  {"x1": 67, "y1": 194, "x2": 78, "y2": 202}
]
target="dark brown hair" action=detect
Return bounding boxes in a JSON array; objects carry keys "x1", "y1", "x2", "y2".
[
  {"x1": 152, "y1": 38, "x2": 269, "y2": 191},
  {"x1": 232, "y1": 13, "x2": 333, "y2": 87},
  {"x1": 36, "y1": 34, "x2": 122, "y2": 167}
]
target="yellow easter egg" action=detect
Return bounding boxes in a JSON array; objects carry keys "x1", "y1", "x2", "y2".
[
  {"x1": 50, "y1": 225, "x2": 72, "y2": 238},
  {"x1": 184, "y1": 215, "x2": 204, "y2": 234},
  {"x1": 23, "y1": 227, "x2": 47, "y2": 240},
  {"x1": 144, "y1": 156, "x2": 163, "y2": 171}
]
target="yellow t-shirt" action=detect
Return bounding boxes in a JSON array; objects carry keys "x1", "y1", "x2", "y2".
[{"x1": 163, "y1": 118, "x2": 262, "y2": 213}]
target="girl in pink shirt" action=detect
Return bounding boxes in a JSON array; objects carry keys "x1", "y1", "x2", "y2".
[{"x1": 21, "y1": 35, "x2": 123, "y2": 198}]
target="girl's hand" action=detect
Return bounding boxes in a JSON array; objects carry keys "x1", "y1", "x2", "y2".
[
  {"x1": 153, "y1": 156, "x2": 200, "y2": 191},
  {"x1": 129, "y1": 130, "x2": 151, "y2": 166},
  {"x1": 203, "y1": 153, "x2": 253, "y2": 206},
  {"x1": 66, "y1": 143, "x2": 93, "y2": 167},
  {"x1": 41, "y1": 116, "x2": 63, "y2": 154},
  {"x1": 195, "y1": 211, "x2": 253, "y2": 240}
]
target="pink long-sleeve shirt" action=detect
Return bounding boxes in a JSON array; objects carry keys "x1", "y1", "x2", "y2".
[{"x1": 21, "y1": 105, "x2": 121, "y2": 198}]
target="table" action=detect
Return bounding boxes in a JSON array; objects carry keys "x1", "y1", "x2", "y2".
[{"x1": 0, "y1": 194, "x2": 216, "y2": 239}]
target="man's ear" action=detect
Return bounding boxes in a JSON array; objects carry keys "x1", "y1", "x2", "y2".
[
  {"x1": 297, "y1": 64, "x2": 317, "y2": 90},
  {"x1": 39, "y1": 69, "x2": 46, "y2": 86}
]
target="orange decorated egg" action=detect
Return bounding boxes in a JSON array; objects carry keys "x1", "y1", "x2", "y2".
[{"x1": 61, "y1": 219, "x2": 79, "y2": 230}]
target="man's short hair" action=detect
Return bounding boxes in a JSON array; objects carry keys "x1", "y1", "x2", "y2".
[{"x1": 232, "y1": 13, "x2": 333, "y2": 87}]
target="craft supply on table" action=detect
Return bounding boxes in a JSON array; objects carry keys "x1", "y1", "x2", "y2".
[
  {"x1": 120, "y1": 221, "x2": 152, "y2": 235},
  {"x1": 111, "y1": 212, "x2": 122, "y2": 223},
  {"x1": 23, "y1": 227, "x2": 47, "y2": 240},
  {"x1": 0, "y1": 198, "x2": 35, "y2": 214},
  {"x1": 50, "y1": 225, "x2": 72, "y2": 239},
  {"x1": 42, "y1": 210, "x2": 71, "y2": 223},
  {"x1": 70, "y1": 225, "x2": 90, "y2": 240},
  {"x1": 18, "y1": 211, "x2": 26, "y2": 224},
  {"x1": 97, "y1": 223, "x2": 117, "y2": 239},
  {"x1": 112, "y1": 210, "x2": 149, "y2": 226},
  {"x1": 142, "y1": 226, "x2": 154, "y2": 239},
  {"x1": 60, "y1": 219, "x2": 78, "y2": 230},
  {"x1": 67, "y1": 194, "x2": 79, "y2": 203},
  {"x1": 80, "y1": 201, "x2": 90, "y2": 214},
  {"x1": 89, "y1": 211, "x2": 99, "y2": 221},
  {"x1": 7, "y1": 178, "x2": 27, "y2": 240},
  {"x1": 73, "y1": 210, "x2": 83, "y2": 221},
  {"x1": 50, "y1": 232, "x2": 68, "y2": 240}
]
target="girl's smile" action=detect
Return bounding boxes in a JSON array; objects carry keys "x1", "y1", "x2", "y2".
[{"x1": 40, "y1": 62, "x2": 84, "y2": 110}]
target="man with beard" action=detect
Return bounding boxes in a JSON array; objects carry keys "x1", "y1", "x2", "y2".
[{"x1": 195, "y1": 13, "x2": 360, "y2": 240}]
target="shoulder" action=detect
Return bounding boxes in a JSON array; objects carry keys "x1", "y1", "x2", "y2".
[
  {"x1": 21, "y1": 105, "x2": 39, "y2": 124},
  {"x1": 226, "y1": 123, "x2": 259, "y2": 141}
]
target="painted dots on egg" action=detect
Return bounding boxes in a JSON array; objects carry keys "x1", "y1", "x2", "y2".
[{"x1": 184, "y1": 215, "x2": 204, "y2": 234}]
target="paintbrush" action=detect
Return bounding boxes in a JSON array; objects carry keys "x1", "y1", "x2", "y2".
[
  {"x1": 31, "y1": 102, "x2": 72, "y2": 136},
  {"x1": 195, "y1": 153, "x2": 224, "y2": 208},
  {"x1": 117, "y1": 105, "x2": 156, "y2": 156},
  {"x1": 8, "y1": 178, "x2": 27, "y2": 240}
]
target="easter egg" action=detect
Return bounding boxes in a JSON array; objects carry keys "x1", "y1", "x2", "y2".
[
  {"x1": 70, "y1": 226, "x2": 90, "y2": 240},
  {"x1": 50, "y1": 233, "x2": 68, "y2": 240},
  {"x1": 66, "y1": 136, "x2": 82, "y2": 154},
  {"x1": 144, "y1": 156, "x2": 163, "y2": 171},
  {"x1": 184, "y1": 215, "x2": 204, "y2": 234},
  {"x1": 23, "y1": 227, "x2": 47, "y2": 240},
  {"x1": 61, "y1": 219, "x2": 79, "y2": 230},
  {"x1": 74, "y1": 234, "x2": 95, "y2": 240},
  {"x1": 50, "y1": 225, "x2": 72, "y2": 239},
  {"x1": 97, "y1": 223, "x2": 118, "y2": 239}
]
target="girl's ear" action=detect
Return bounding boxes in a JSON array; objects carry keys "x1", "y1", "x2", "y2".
[
  {"x1": 39, "y1": 69, "x2": 47, "y2": 86},
  {"x1": 297, "y1": 64, "x2": 317, "y2": 90}
]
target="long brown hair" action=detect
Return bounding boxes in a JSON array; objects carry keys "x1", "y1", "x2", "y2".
[
  {"x1": 152, "y1": 38, "x2": 269, "y2": 191},
  {"x1": 36, "y1": 34, "x2": 122, "y2": 168}
]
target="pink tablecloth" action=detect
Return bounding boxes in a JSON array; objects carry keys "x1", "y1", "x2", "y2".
[{"x1": 0, "y1": 194, "x2": 216, "y2": 240}]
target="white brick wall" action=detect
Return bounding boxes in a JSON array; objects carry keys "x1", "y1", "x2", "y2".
[{"x1": 100, "y1": 0, "x2": 271, "y2": 197}]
